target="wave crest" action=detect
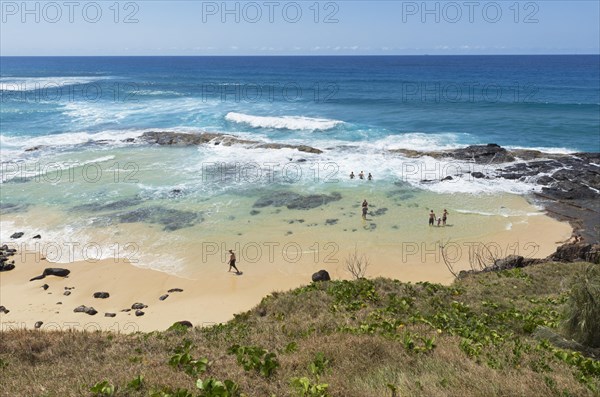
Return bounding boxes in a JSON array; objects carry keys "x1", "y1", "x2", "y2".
[{"x1": 225, "y1": 112, "x2": 343, "y2": 131}]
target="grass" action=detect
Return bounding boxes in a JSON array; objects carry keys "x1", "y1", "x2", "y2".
[{"x1": 0, "y1": 261, "x2": 599, "y2": 397}]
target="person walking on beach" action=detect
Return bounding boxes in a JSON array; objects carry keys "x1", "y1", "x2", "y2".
[
  {"x1": 228, "y1": 250, "x2": 240, "y2": 274},
  {"x1": 429, "y1": 210, "x2": 436, "y2": 226},
  {"x1": 362, "y1": 199, "x2": 369, "y2": 220},
  {"x1": 350, "y1": 171, "x2": 355, "y2": 179},
  {"x1": 442, "y1": 209, "x2": 448, "y2": 226},
  {"x1": 359, "y1": 171, "x2": 365, "y2": 180}
]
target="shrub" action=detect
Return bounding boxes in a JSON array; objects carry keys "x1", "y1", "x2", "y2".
[{"x1": 564, "y1": 264, "x2": 600, "y2": 347}]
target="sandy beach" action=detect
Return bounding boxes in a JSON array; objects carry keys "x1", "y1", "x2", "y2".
[{"x1": 0, "y1": 193, "x2": 572, "y2": 333}]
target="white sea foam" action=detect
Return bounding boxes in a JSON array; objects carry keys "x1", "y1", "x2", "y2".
[
  {"x1": 0, "y1": 76, "x2": 107, "y2": 91},
  {"x1": 225, "y1": 112, "x2": 344, "y2": 131}
]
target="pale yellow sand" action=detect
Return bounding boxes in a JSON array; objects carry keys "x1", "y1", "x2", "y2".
[{"x1": 0, "y1": 197, "x2": 572, "y2": 333}]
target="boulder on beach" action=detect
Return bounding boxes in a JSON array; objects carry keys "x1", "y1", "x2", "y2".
[
  {"x1": 30, "y1": 268, "x2": 71, "y2": 281},
  {"x1": 135, "y1": 310, "x2": 145, "y2": 316},
  {"x1": 93, "y1": 292, "x2": 110, "y2": 299},
  {"x1": 10, "y1": 232, "x2": 24, "y2": 239},
  {"x1": 73, "y1": 305, "x2": 97, "y2": 315},
  {"x1": 159, "y1": 294, "x2": 169, "y2": 301},
  {"x1": 0, "y1": 306, "x2": 9, "y2": 314},
  {"x1": 312, "y1": 270, "x2": 331, "y2": 282},
  {"x1": 35, "y1": 321, "x2": 43, "y2": 329},
  {"x1": 171, "y1": 320, "x2": 193, "y2": 329},
  {"x1": 168, "y1": 288, "x2": 183, "y2": 293},
  {"x1": 105, "y1": 313, "x2": 117, "y2": 318},
  {"x1": 131, "y1": 303, "x2": 147, "y2": 310},
  {"x1": 0, "y1": 263, "x2": 15, "y2": 272}
]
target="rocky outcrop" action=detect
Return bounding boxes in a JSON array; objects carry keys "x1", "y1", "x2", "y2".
[
  {"x1": 312, "y1": 270, "x2": 331, "y2": 282},
  {"x1": 548, "y1": 243, "x2": 600, "y2": 264},
  {"x1": 389, "y1": 145, "x2": 600, "y2": 244},
  {"x1": 139, "y1": 131, "x2": 323, "y2": 154}
]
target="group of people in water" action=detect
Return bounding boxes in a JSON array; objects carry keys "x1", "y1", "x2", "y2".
[
  {"x1": 350, "y1": 171, "x2": 373, "y2": 180},
  {"x1": 429, "y1": 209, "x2": 449, "y2": 227}
]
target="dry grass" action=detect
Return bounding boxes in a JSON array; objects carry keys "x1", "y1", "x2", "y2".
[{"x1": 1, "y1": 262, "x2": 599, "y2": 397}]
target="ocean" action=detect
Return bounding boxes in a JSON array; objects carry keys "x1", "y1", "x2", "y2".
[{"x1": 0, "y1": 55, "x2": 597, "y2": 274}]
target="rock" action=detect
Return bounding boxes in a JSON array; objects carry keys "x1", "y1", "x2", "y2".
[
  {"x1": 29, "y1": 268, "x2": 70, "y2": 281},
  {"x1": 549, "y1": 243, "x2": 593, "y2": 262},
  {"x1": 492, "y1": 255, "x2": 524, "y2": 270},
  {"x1": 25, "y1": 145, "x2": 44, "y2": 152},
  {"x1": 56, "y1": 302, "x2": 62, "y2": 305},
  {"x1": 450, "y1": 144, "x2": 515, "y2": 164},
  {"x1": 74, "y1": 305, "x2": 97, "y2": 315},
  {"x1": 131, "y1": 302, "x2": 147, "y2": 310},
  {"x1": 93, "y1": 292, "x2": 110, "y2": 299},
  {"x1": 34, "y1": 321, "x2": 43, "y2": 329},
  {"x1": 10, "y1": 232, "x2": 24, "y2": 239},
  {"x1": 325, "y1": 219, "x2": 338, "y2": 225},
  {"x1": 63, "y1": 290, "x2": 71, "y2": 296},
  {"x1": 312, "y1": 269, "x2": 331, "y2": 282},
  {"x1": 105, "y1": 313, "x2": 117, "y2": 318},
  {"x1": 0, "y1": 306, "x2": 9, "y2": 314},
  {"x1": 471, "y1": 172, "x2": 485, "y2": 179},
  {"x1": 168, "y1": 288, "x2": 183, "y2": 293},
  {"x1": 159, "y1": 294, "x2": 169, "y2": 301},
  {"x1": 172, "y1": 320, "x2": 193, "y2": 328},
  {"x1": 372, "y1": 208, "x2": 388, "y2": 216},
  {"x1": 121, "y1": 308, "x2": 131, "y2": 312},
  {"x1": 250, "y1": 210, "x2": 260, "y2": 216},
  {"x1": 42, "y1": 284, "x2": 49, "y2": 290},
  {"x1": 135, "y1": 310, "x2": 145, "y2": 316},
  {"x1": 32, "y1": 234, "x2": 41, "y2": 239},
  {"x1": 254, "y1": 191, "x2": 342, "y2": 210},
  {"x1": 0, "y1": 263, "x2": 15, "y2": 272},
  {"x1": 441, "y1": 176, "x2": 453, "y2": 181}
]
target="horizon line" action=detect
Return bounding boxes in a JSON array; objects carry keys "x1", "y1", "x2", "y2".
[{"x1": 1, "y1": 53, "x2": 599, "y2": 57}]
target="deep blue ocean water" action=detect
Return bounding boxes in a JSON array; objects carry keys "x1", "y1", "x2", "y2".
[{"x1": 1, "y1": 55, "x2": 599, "y2": 153}]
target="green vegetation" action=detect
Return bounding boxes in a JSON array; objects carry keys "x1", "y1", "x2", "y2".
[{"x1": 1, "y1": 261, "x2": 599, "y2": 396}]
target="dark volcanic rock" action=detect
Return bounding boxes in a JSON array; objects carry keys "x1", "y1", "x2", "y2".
[
  {"x1": 63, "y1": 291, "x2": 71, "y2": 296},
  {"x1": 140, "y1": 131, "x2": 322, "y2": 154},
  {"x1": 172, "y1": 320, "x2": 193, "y2": 328},
  {"x1": 493, "y1": 255, "x2": 525, "y2": 270},
  {"x1": 74, "y1": 305, "x2": 97, "y2": 315},
  {"x1": 312, "y1": 269, "x2": 331, "y2": 282},
  {"x1": 168, "y1": 288, "x2": 183, "y2": 293},
  {"x1": 441, "y1": 176, "x2": 453, "y2": 181},
  {"x1": 42, "y1": 284, "x2": 49, "y2": 290},
  {"x1": 105, "y1": 313, "x2": 117, "y2": 318},
  {"x1": 135, "y1": 310, "x2": 145, "y2": 316},
  {"x1": 325, "y1": 219, "x2": 338, "y2": 225},
  {"x1": 471, "y1": 172, "x2": 485, "y2": 179},
  {"x1": 93, "y1": 292, "x2": 110, "y2": 299},
  {"x1": 10, "y1": 232, "x2": 24, "y2": 239},
  {"x1": 449, "y1": 144, "x2": 515, "y2": 164},
  {"x1": 159, "y1": 294, "x2": 169, "y2": 301},
  {"x1": 34, "y1": 321, "x2": 43, "y2": 329},
  {"x1": 30, "y1": 268, "x2": 70, "y2": 281},
  {"x1": 0, "y1": 306, "x2": 9, "y2": 314},
  {"x1": 132, "y1": 303, "x2": 147, "y2": 310},
  {"x1": 32, "y1": 234, "x2": 41, "y2": 239},
  {"x1": 0, "y1": 263, "x2": 15, "y2": 272},
  {"x1": 549, "y1": 243, "x2": 594, "y2": 263}
]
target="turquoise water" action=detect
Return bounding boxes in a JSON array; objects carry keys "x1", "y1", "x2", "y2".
[{"x1": 0, "y1": 56, "x2": 595, "y2": 272}]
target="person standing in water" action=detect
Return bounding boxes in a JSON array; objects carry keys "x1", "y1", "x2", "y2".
[
  {"x1": 429, "y1": 210, "x2": 436, "y2": 226},
  {"x1": 359, "y1": 171, "x2": 365, "y2": 180},
  {"x1": 228, "y1": 250, "x2": 240, "y2": 274},
  {"x1": 362, "y1": 199, "x2": 368, "y2": 220},
  {"x1": 368, "y1": 173, "x2": 373, "y2": 180},
  {"x1": 442, "y1": 209, "x2": 448, "y2": 226},
  {"x1": 350, "y1": 171, "x2": 355, "y2": 179}
]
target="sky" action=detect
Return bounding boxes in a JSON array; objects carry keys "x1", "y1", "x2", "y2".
[{"x1": 1, "y1": 1, "x2": 599, "y2": 55}]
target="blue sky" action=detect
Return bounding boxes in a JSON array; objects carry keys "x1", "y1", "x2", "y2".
[{"x1": 1, "y1": 1, "x2": 599, "y2": 55}]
